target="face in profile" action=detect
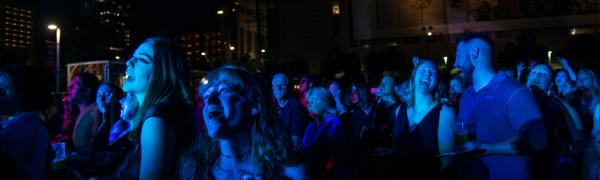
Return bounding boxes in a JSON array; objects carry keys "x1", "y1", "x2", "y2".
[
  {"x1": 67, "y1": 75, "x2": 85, "y2": 104},
  {"x1": 96, "y1": 84, "x2": 114, "y2": 113},
  {"x1": 555, "y1": 71, "x2": 568, "y2": 87},
  {"x1": 328, "y1": 82, "x2": 341, "y2": 99},
  {"x1": 123, "y1": 41, "x2": 154, "y2": 95},
  {"x1": 0, "y1": 73, "x2": 17, "y2": 114},
  {"x1": 455, "y1": 43, "x2": 474, "y2": 84},
  {"x1": 413, "y1": 61, "x2": 438, "y2": 93},
  {"x1": 378, "y1": 76, "x2": 395, "y2": 96},
  {"x1": 298, "y1": 76, "x2": 312, "y2": 94},
  {"x1": 202, "y1": 74, "x2": 255, "y2": 138},
  {"x1": 272, "y1": 75, "x2": 287, "y2": 100},
  {"x1": 527, "y1": 65, "x2": 552, "y2": 91}
]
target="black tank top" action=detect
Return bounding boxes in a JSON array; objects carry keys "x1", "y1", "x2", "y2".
[{"x1": 392, "y1": 103, "x2": 443, "y2": 179}]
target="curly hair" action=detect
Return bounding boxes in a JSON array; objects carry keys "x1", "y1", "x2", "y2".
[{"x1": 184, "y1": 66, "x2": 297, "y2": 179}]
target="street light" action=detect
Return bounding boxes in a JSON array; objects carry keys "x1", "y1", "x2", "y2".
[
  {"x1": 201, "y1": 52, "x2": 206, "y2": 56},
  {"x1": 229, "y1": 46, "x2": 235, "y2": 51},
  {"x1": 48, "y1": 24, "x2": 61, "y2": 94},
  {"x1": 217, "y1": 10, "x2": 224, "y2": 15},
  {"x1": 260, "y1": 49, "x2": 266, "y2": 53}
]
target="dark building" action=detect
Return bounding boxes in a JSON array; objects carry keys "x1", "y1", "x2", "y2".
[
  {"x1": 174, "y1": 31, "x2": 224, "y2": 70},
  {"x1": 267, "y1": 0, "x2": 351, "y2": 72},
  {"x1": 0, "y1": 2, "x2": 34, "y2": 66},
  {"x1": 71, "y1": 0, "x2": 131, "y2": 62},
  {"x1": 217, "y1": 0, "x2": 268, "y2": 66}
]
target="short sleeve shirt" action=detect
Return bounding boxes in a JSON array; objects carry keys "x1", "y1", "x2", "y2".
[{"x1": 457, "y1": 73, "x2": 544, "y2": 180}]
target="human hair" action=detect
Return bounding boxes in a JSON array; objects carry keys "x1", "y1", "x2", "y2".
[
  {"x1": 577, "y1": 68, "x2": 600, "y2": 96},
  {"x1": 456, "y1": 32, "x2": 494, "y2": 53},
  {"x1": 74, "y1": 72, "x2": 100, "y2": 103},
  {"x1": 354, "y1": 82, "x2": 371, "y2": 109},
  {"x1": 129, "y1": 37, "x2": 193, "y2": 141},
  {"x1": 407, "y1": 60, "x2": 445, "y2": 107},
  {"x1": 0, "y1": 64, "x2": 52, "y2": 113},
  {"x1": 306, "y1": 87, "x2": 337, "y2": 117},
  {"x1": 272, "y1": 73, "x2": 288, "y2": 85},
  {"x1": 189, "y1": 66, "x2": 297, "y2": 178}
]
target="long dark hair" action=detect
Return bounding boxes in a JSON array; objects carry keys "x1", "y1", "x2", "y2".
[
  {"x1": 129, "y1": 37, "x2": 193, "y2": 141},
  {"x1": 183, "y1": 66, "x2": 297, "y2": 179}
]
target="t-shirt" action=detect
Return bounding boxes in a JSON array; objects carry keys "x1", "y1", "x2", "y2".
[
  {"x1": 277, "y1": 98, "x2": 306, "y2": 137},
  {"x1": 72, "y1": 104, "x2": 101, "y2": 150},
  {"x1": 0, "y1": 111, "x2": 49, "y2": 180},
  {"x1": 457, "y1": 72, "x2": 546, "y2": 180}
]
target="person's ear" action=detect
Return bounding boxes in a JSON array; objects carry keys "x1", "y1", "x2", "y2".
[
  {"x1": 469, "y1": 47, "x2": 480, "y2": 65},
  {"x1": 251, "y1": 104, "x2": 259, "y2": 116}
]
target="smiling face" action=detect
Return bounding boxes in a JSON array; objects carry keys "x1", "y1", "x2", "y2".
[
  {"x1": 413, "y1": 61, "x2": 438, "y2": 94},
  {"x1": 202, "y1": 72, "x2": 255, "y2": 139},
  {"x1": 122, "y1": 41, "x2": 154, "y2": 97},
  {"x1": 454, "y1": 42, "x2": 474, "y2": 85}
]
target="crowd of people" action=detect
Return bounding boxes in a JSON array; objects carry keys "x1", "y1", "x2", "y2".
[{"x1": 0, "y1": 34, "x2": 599, "y2": 179}]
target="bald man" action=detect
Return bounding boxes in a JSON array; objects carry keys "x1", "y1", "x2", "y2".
[{"x1": 454, "y1": 34, "x2": 547, "y2": 180}]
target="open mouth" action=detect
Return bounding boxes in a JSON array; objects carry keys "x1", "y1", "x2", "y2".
[
  {"x1": 207, "y1": 107, "x2": 224, "y2": 119},
  {"x1": 419, "y1": 79, "x2": 430, "y2": 87}
]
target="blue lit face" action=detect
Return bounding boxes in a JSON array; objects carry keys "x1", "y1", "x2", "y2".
[
  {"x1": 527, "y1": 65, "x2": 552, "y2": 91},
  {"x1": 202, "y1": 76, "x2": 254, "y2": 138},
  {"x1": 414, "y1": 61, "x2": 438, "y2": 94},
  {"x1": 455, "y1": 42, "x2": 474, "y2": 84},
  {"x1": 272, "y1": 76, "x2": 287, "y2": 100},
  {"x1": 119, "y1": 94, "x2": 137, "y2": 121},
  {"x1": 378, "y1": 76, "x2": 395, "y2": 96},
  {"x1": 123, "y1": 42, "x2": 154, "y2": 96},
  {"x1": 328, "y1": 82, "x2": 341, "y2": 99},
  {"x1": 96, "y1": 84, "x2": 113, "y2": 113},
  {"x1": 555, "y1": 71, "x2": 568, "y2": 87},
  {"x1": 577, "y1": 71, "x2": 595, "y2": 91}
]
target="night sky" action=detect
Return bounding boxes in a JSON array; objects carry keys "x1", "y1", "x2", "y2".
[{"x1": 21, "y1": 0, "x2": 219, "y2": 35}]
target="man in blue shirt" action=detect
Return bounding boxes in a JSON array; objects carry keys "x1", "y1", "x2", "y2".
[{"x1": 454, "y1": 33, "x2": 547, "y2": 179}]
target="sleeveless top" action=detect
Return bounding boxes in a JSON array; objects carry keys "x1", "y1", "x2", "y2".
[
  {"x1": 116, "y1": 101, "x2": 195, "y2": 179},
  {"x1": 392, "y1": 103, "x2": 443, "y2": 179}
]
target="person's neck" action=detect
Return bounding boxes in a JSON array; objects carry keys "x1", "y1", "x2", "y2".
[
  {"x1": 76, "y1": 101, "x2": 94, "y2": 112},
  {"x1": 276, "y1": 97, "x2": 288, "y2": 107},
  {"x1": 219, "y1": 128, "x2": 253, "y2": 162},
  {"x1": 414, "y1": 91, "x2": 434, "y2": 112},
  {"x1": 473, "y1": 67, "x2": 496, "y2": 92},
  {"x1": 380, "y1": 95, "x2": 397, "y2": 105},
  {"x1": 134, "y1": 92, "x2": 146, "y2": 106}
]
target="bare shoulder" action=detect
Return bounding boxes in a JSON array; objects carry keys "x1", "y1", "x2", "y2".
[{"x1": 283, "y1": 164, "x2": 308, "y2": 180}]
